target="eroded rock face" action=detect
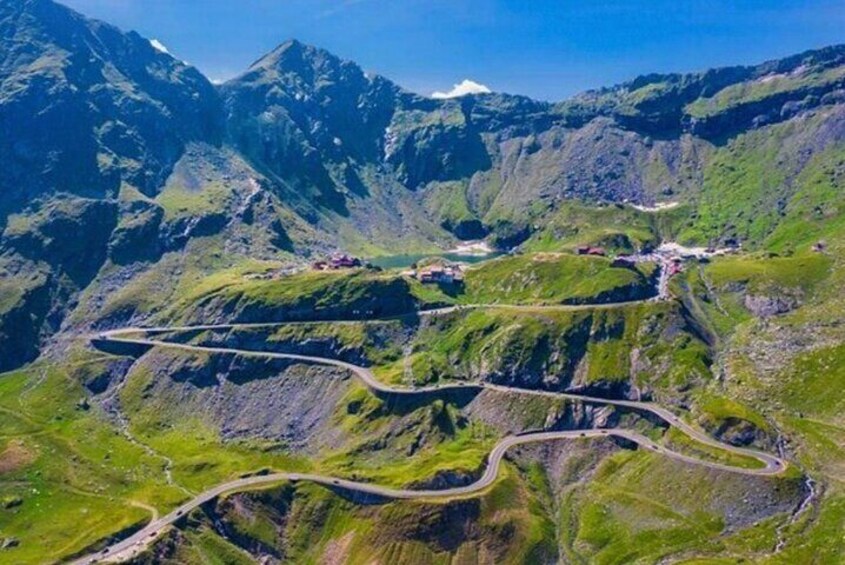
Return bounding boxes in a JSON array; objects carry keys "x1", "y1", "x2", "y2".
[
  {"x1": 711, "y1": 417, "x2": 777, "y2": 451},
  {"x1": 107, "y1": 202, "x2": 164, "y2": 265},
  {"x1": 2, "y1": 198, "x2": 118, "y2": 286},
  {"x1": 744, "y1": 294, "x2": 799, "y2": 317},
  {"x1": 0, "y1": 263, "x2": 53, "y2": 371},
  {"x1": 121, "y1": 350, "x2": 355, "y2": 454},
  {"x1": 464, "y1": 389, "x2": 623, "y2": 434},
  {"x1": 0, "y1": 197, "x2": 120, "y2": 369}
]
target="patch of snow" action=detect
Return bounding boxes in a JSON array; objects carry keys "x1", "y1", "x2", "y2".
[
  {"x1": 657, "y1": 242, "x2": 736, "y2": 257},
  {"x1": 383, "y1": 126, "x2": 399, "y2": 159},
  {"x1": 790, "y1": 64, "x2": 808, "y2": 76},
  {"x1": 431, "y1": 79, "x2": 491, "y2": 99},
  {"x1": 630, "y1": 201, "x2": 681, "y2": 213},
  {"x1": 448, "y1": 240, "x2": 494, "y2": 256},
  {"x1": 149, "y1": 39, "x2": 170, "y2": 54}
]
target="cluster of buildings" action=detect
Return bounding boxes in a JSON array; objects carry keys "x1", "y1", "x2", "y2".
[
  {"x1": 407, "y1": 263, "x2": 465, "y2": 284},
  {"x1": 311, "y1": 253, "x2": 362, "y2": 271}
]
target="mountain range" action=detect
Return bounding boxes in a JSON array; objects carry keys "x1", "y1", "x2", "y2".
[
  {"x1": 3, "y1": 1, "x2": 845, "y2": 563},
  {"x1": 2, "y1": 0, "x2": 845, "y2": 371}
]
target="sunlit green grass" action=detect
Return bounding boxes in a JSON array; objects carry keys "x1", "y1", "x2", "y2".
[
  {"x1": 460, "y1": 253, "x2": 654, "y2": 305},
  {"x1": 0, "y1": 360, "x2": 185, "y2": 563}
]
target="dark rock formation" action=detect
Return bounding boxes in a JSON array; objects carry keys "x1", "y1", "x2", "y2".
[{"x1": 744, "y1": 294, "x2": 799, "y2": 317}]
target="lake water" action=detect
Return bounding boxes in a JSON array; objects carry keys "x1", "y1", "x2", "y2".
[{"x1": 368, "y1": 251, "x2": 505, "y2": 270}]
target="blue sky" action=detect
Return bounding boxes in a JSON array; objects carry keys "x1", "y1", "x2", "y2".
[{"x1": 63, "y1": 0, "x2": 845, "y2": 100}]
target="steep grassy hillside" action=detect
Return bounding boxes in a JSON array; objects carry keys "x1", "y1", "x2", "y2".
[
  {"x1": 678, "y1": 106, "x2": 845, "y2": 247},
  {"x1": 525, "y1": 202, "x2": 688, "y2": 254},
  {"x1": 371, "y1": 304, "x2": 709, "y2": 398},
  {"x1": 461, "y1": 253, "x2": 656, "y2": 305},
  {"x1": 138, "y1": 472, "x2": 558, "y2": 564}
]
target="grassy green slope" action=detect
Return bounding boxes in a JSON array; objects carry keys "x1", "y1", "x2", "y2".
[
  {"x1": 460, "y1": 253, "x2": 655, "y2": 306},
  {"x1": 526, "y1": 202, "x2": 689, "y2": 254},
  {"x1": 0, "y1": 354, "x2": 186, "y2": 564},
  {"x1": 563, "y1": 450, "x2": 803, "y2": 564},
  {"x1": 373, "y1": 304, "x2": 710, "y2": 395},
  {"x1": 148, "y1": 469, "x2": 556, "y2": 565},
  {"x1": 670, "y1": 220, "x2": 845, "y2": 562},
  {"x1": 679, "y1": 106, "x2": 845, "y2": 248}
]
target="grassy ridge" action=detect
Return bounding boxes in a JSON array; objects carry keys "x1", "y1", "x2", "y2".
[
  {"x1": 685, "y1": 66, "x2": 845, "y2": 119},
  {"x1": 526, "y1": 202, "x2": 689, "y2": 254},
  {"x1": 322, "y1": 387, "x2": 499, "y2": 487},
  {"x1": 461, "y1": 253, "x2": 655, "y2": 306},
  {"x1": 372, "y1": 303, "x2": 710, "y2": 394},
  {"x1": 164, "y1": 267, "x2": 451, "y2": 324},
  {"x1": 161, "y1": 252, "x2": 658, "y2": 325},
  {"x1": 705, "y1": 253, "x2": 831, "y2": 295}
]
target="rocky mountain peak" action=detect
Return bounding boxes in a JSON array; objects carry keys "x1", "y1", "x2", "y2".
[
  {"x1": 0, "y1": 0, "x2": 222, "y2": 220},
  {"x1": 235, "y1": 38, "x2": 376, "y2": 95},
  {"x1": 221, "y1": 38, "x2": 405, "y2": 194}
]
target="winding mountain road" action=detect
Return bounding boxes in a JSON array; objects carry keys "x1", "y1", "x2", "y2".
[
  {"x1": 92, "y1": 326, "x2": 786, "y2": 477},
  {"x1": 75, "y1": 296, "x2": 787, "y2": 563},
  {"x1": 68, "y1": 428, "x2": 675, "y2": 564},
  {"x1": 71, "y1": 423, "x2": 773, "y2": 565}
]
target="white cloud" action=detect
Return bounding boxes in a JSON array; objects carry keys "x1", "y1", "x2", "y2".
[
  {"x1": 149, "y1": 39, "x2": 170, "y2": 54},
  {"x1": 431, "y1": 79, "x2": 492, "y2": 99}
]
